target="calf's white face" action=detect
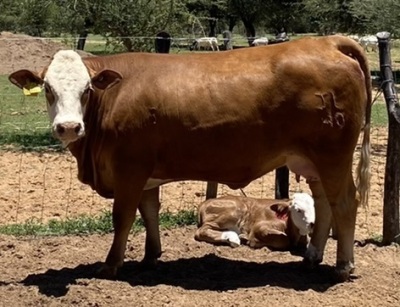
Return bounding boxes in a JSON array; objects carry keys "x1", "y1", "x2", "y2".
[{"x1": 289, "y1": 192, "x2": 315, "y2": 236}]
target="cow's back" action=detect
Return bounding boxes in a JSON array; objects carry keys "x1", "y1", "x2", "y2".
[{"x1": 80, "y1": 35, "x2": 370, "y2": 193}]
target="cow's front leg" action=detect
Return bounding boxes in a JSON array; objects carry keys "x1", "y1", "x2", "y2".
[
  {"x1": 304, "y1": 181, "x2": 331, "y2": 268},
  {"x1": 138, "y1": 187, "x2": 162, "y2": 268},
  {"x1": 98, "y1": 172, "x2": 148, "y2": 279}
]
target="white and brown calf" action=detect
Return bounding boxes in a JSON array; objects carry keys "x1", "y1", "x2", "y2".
[{"x1": 195, "y1": 193, "x2": 315, "y2": 251}]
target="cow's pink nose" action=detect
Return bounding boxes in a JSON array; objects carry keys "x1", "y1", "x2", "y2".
[{"x1": 56, "y1": 122, "x2": 82, "y2": 136}]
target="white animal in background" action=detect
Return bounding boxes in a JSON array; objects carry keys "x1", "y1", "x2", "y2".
[
  {"x1": 347, "y1": 34, "x2": 360, "y2": 42},
  {"x1": 191, "y1": 37, "x2": 219, "y2": 51},
  {"x1": 252, "y1": 37, "x2": 269, "y2": 46},
  {"x1": 359, "y1": 35, "x2": 378, "y2": 52}
]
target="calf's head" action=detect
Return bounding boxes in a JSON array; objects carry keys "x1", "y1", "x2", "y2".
[
  {"x1": 9, "y1": 50, "x2": 122, "y2": 145},
  {"x1": 289, "y1": 192, "x2": 315, "y2": 236}
]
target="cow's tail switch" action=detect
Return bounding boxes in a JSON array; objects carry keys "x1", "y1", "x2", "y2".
[{"x1": 335, "y1": 35, "x2": 372, "y2": 208}]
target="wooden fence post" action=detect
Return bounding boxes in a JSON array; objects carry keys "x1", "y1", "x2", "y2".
[
  {"x1": 377, "y1": 31, "x2": 400, "y2": 244},
  {"x1": 275, "y1": 166, "x2": 289, "y2": 199},
  {"x1": 206, "y1": 182, "x2": 218, "y2": 199},
  {"x1": 155, "y1": 31, "x2": 171, "y2": 54}
]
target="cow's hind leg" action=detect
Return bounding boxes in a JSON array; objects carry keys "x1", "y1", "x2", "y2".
[
  {"x1": 329, "y1": 173, "x2": 358, "y2": 281},
  {"x1": 319, "y1": 166, "x2": 358, "y2": 282},
  {"x1": 138, "y1": 187, "x2": 162, "y2": 268},
  {"x1": 304, "y1": 180, "x2": 332, "y2": 267}
]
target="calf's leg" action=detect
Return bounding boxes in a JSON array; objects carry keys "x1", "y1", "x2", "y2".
[{"x1": 195, "y1": 224, "x2": 241, "y2": 247}]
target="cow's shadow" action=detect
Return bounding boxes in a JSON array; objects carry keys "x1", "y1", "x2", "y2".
[{"x1": 19, "y1": 254, "x2": 341, "y2": 298}]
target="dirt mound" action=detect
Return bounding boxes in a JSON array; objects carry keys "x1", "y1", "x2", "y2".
[{"x1": 0, "y1": 31, "x2": 94, "y2": 75}]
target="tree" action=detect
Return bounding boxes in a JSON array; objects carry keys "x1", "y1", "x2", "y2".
[
  {"x1": 227, "y1": 0, "x2": 266, "y2": 45},
  {"x1": 186, "y1": 0, "x2": 227, "y2": 37},
  {"x1": 349, "y1": 0, "x2": 400, "y2": 37},
  {"x1": 0, "y1": 0, "x2": 23, "y2": 32},
  {"x1": 93, "y1": 0, "x2": 176, "y2": 52}
]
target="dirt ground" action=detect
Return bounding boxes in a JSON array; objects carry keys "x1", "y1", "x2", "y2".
[
  {"x1": 0, "y1": 127, "x2": 399, "y2": 306},
  {"x1": 0, "y1": 31, "x2": 93, "y2": 74}
]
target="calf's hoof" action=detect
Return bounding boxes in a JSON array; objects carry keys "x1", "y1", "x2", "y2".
[
  {"x1": 335, "y1": 261, "x2": 355, "y2": 282},
  {"x1": 96, "y1": 263, "x2": 119, "y2": 279},
  {"x1": 221, "y1": 231, "x2": 241, "y2": 247}
]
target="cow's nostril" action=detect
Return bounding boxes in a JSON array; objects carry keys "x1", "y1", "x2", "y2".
[
  {"x1": 74, "y1": 123, "x2": 82, "y2": 134},
  {"x1": 56, "y1": 124, "x2": 65, "y2": 135},
  {"x1": 310, "y1": 222, "x2": 315, "y2": 229}
]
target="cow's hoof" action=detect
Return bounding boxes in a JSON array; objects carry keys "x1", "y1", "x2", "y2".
[
  {"x1": 140, "y1": 257, "x2": 158, "y2": 270},
  {"x1": 96, "y1": 263, "x2": 118, "y2": 280},
  {"x1": 335, "y1": 261, "x2": 355, "y2": 282},
  {"x1": 303, "y1": 243, "x2": 323, "y2": 269}
]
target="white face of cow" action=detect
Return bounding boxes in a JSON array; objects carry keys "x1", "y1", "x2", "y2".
[
  {"x1": 43, "y1": 50, "x2": 91, "y2": 144},
  {"x1": 289, "y1": 192, "x2": 315, "y2": 236},
  {"x1": 9, "y1": 50, "x2": 122, "y2": 146}
]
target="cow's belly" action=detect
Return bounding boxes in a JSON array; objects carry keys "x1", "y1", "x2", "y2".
[{"x1": 286, "y1": 154, "x2": 320, "y2": 182}]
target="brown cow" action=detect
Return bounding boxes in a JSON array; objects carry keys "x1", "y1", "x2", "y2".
[
  {"x1": 8, "y1": 34, "x2": 372, "y2": 281},
  {"x1": 195, "y1": 192, "x2": 315, "y2": 251}
]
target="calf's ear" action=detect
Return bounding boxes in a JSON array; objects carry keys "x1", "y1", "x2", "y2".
[
  {"x1": 91, "y1": 69, "x2": 122, "y2": 90},
  {"x1": 270, "y1": 203, "x2": 290, "y2": 215},
  {"x1": 9, "y1": 69, "x2": 44, "y2": 89}
]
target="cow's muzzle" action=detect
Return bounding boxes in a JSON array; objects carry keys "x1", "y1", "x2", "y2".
[{"x1": 54, "y1": 122, "x2": 85, "y2": 142}]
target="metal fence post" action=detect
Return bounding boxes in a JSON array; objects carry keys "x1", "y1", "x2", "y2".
[
  {"x1": 377, "y1": 31, "x2": 400, "y2": 244},
  {"x1": 155, "y1": 31, "x2": 171, "y2": 54},
  {"x1": 275, "y1": 166, "x2": 289, "y2": 199}
]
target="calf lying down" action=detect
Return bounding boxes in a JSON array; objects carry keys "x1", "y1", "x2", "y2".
[{"x1": 195, "y1": 193, "x2": 315, "y2": 251}]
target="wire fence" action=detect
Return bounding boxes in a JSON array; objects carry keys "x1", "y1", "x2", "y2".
[{"x1": 0, "y1": 34, "x2": 394, "y2": 240}]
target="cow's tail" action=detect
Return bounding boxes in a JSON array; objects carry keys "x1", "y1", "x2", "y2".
[{"x1": 334, "y1": 35, "x2": 372, "y2": 207}]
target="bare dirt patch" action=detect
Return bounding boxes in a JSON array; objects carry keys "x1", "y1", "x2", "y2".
[
  {"x1": 0, "y1": 230, "x2": 399, "y2": 306},
  {"x1": 0, "y1": 31, "x2": 93, "y2": 74}
]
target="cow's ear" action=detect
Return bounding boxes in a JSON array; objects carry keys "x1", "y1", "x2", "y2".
[
  {"x1": 91, "y1": 69, "x2": 122, "y2": 90},
  {"x1": 9, "y1": 69, "x2": 44, "y2": 89}
]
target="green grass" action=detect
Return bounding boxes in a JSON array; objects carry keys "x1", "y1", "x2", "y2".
[
  {"x1": 0, "y1": 210, "x2": 197, "y2": 236},
  {"x1": 371, "y1": 102, "x2": 388, "y2": 126},
  {"x1": 0, "y1": 75, "x2": 62, "y2": 151}
]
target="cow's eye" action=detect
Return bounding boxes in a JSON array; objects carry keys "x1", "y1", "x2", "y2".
[{"x1": 44, "y1": 84, "x2": 55, "y2": 105}]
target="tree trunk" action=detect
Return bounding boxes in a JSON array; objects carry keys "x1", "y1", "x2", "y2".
[
  {"x1": 228, "y1": 17, "x2": 236, "y2": 33},
  {"x1": 208, "y1": 19, "x2": 217, "y2": 37},
  {"x1": 76, "y1": 30, "x2": 88, "y2": 51},
  {"x1": 242, "y1": 20, "x2": 255, "y2": 46}
]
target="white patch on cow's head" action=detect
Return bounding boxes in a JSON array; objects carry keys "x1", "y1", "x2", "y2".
[
  {"x1": 44, "y1": 50, "x2": 91, "y2": 144},
  {"x1": 289, "y1": 192, "x2": 315, "y2": 236}
]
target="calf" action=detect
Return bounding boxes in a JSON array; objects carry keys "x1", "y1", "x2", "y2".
[
  {"x1": 252, "y1": 37, "x2": 269, "y2": 46},
  {"x1": 195, "y1": 193, "x2": 315, "y2": 251},
  {"x1": 359, "y1": 35, "x2": 378, "y2": 52}
]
